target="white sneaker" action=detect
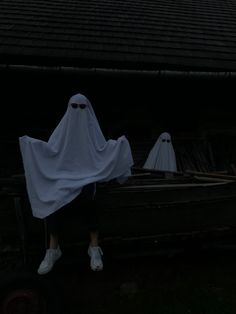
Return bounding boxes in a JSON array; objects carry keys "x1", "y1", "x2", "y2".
[
  {"x1": 88, "y1": 246, "x2": 103, "y2": 271},
  {"x1": 37, "y1": 247, "x2": 62, "y2": 275}
]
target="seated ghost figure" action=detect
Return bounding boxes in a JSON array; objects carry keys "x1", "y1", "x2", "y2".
[{"x1": 143, "y1": 132, "x2": 177, "y2": 172}]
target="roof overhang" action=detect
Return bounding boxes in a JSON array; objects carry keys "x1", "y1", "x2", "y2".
[{"x1": 1, "y1": 64, "x2": 236, "y2": 80}]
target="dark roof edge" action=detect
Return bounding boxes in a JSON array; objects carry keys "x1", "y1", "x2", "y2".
[{"x1": 1, "y1": 64, "x2": 236, "y2": 79}]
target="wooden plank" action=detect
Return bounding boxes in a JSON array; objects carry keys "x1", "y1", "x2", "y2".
[
  {"x1": 193, "y1": 176, "x2": 233, "y2": 183},
  {"x1": 186, "y1": 170, "x2": 236, "y2": 181},
  {"x1": 118, "y1": 181, "x2": 229, "y2": 190},
  {"x1": 132, "y1": 166, "x2": 187, "y2": 176}
]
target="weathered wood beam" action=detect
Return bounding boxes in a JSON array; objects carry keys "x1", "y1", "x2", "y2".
[{"x1": 185, "y1": 170, "x2": 236, "y2": 181}]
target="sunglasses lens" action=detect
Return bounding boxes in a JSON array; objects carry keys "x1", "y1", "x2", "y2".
[
  {"x1": 162, "y1": 139, "x2": 171, "y2": 143},
  {"x1": 71, "y1": 103, "x2": 78, "y2": 109}
]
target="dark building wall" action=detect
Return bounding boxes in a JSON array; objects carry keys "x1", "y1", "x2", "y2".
[{"x1": 0, "y1": 68, "x2": 235, "y2": 175}]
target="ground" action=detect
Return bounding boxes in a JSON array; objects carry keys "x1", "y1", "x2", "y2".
[{"x1": 41, "y1": 244, "x2": 236, "y2": 314}]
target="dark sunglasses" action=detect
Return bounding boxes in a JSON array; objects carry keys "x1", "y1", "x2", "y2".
[
  {"x1": 71, "y1": 103, "x2": 86, "y2": 109},
  {"x1": 162, "y1": 139, "x2": 171, "y2": 143}
]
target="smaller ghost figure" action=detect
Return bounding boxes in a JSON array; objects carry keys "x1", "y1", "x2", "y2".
[{"x1": 143, "y1": 132, "x2": 177, "y2": 172}]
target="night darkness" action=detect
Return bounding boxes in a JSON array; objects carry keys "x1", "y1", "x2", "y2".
[{"x1": 0, "y1": 69, "x2": 234, "y2": 174}]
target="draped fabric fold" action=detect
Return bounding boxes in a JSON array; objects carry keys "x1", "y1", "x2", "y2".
[{"x1": 19, "y1": 93, "x2": 134, "y2": 218}]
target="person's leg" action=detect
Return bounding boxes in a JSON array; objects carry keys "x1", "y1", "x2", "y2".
[
  {"x1": 82, "y1": 183, "x2": 100, "y2": 246},
  {"x1": 89, "y1": 230, "x2": 99, "y2": 247},
  {"x1": 88, "y1": 231, "x2": 103, "y2": 271},
  {"x1": 37, "y1": 212, "x2": 62, "y2": 275},
  {"x1": 84, "y1": 184, "x2": 103, "y2": 271},
  {"x1": 47, "y1": 208, "x2": 63, "y2": 248},
  {"x1": 88, "y1": 202, "x2": 100, "y2": 248},
  {"x1": 49, "y1": 232, "x2": 59, "y2": 249}
]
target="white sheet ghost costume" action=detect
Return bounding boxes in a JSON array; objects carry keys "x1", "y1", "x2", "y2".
[
  {"x1": 143, "y1": 132, "x2": 177, "y2": 172},
  {"x1": 19, "y1": 93, "x2": 134, "y2": 219}
]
